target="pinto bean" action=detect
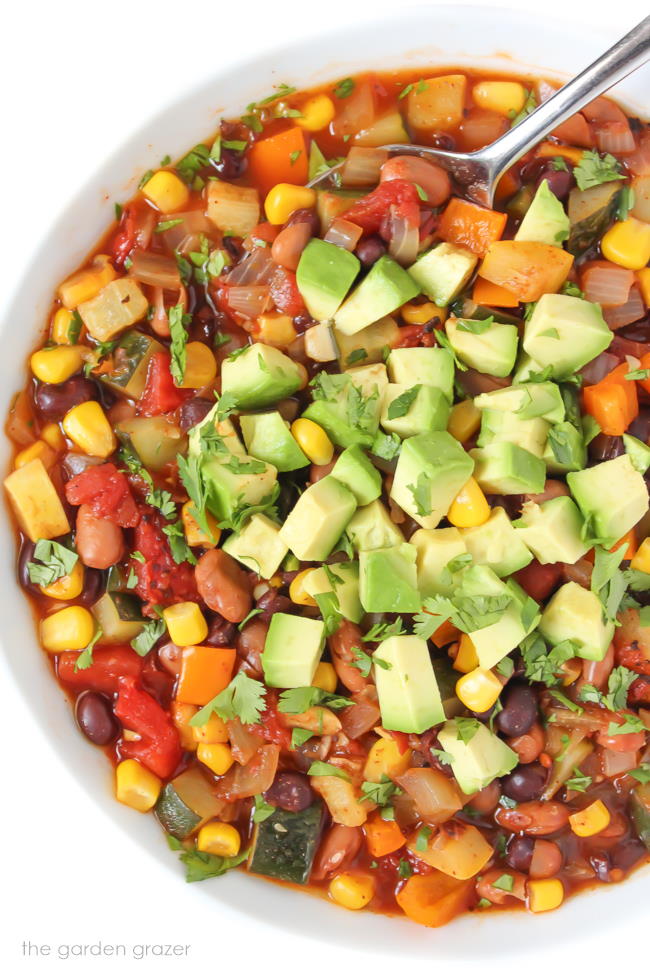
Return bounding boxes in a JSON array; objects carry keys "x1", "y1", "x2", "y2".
[
  {"x1": 195, "y1": 549, "x2": 252, "y2": 623},
  {"x1": 328, "y1": 620, "x2": 369, "y2": 693},
  {"x1": 309, "y1": 459, "x2": 337, "y2": 483},
  {"x1": 75, "y1": 504, "x2": 124, "y2": 569},
  {"x1": 381, "y1": 155, "x2": 451, "y2": 206},
  {"x1": 506, "y1": 722, "x2": 545, "y2": 764},
  {"x1": 237, "y1": 619, "x2": 269, "y2": 677},
  {"x1": 475, "y1": 867, "x2": 526, "y2": 904},
  {"x1": 311, "y1": 824, "x2": 363, "y2": 881},
  {"x1": 467, "y1": 780, "x2": 501, "y2": 814},
  {"x1": 495, "y1": 800, "x2": 570, "y2": 836},
  {"x1": 578, "y1": 642, "x2": 615, "y2": 694},
  {"x1": 529, "y1": 839, "x2": 564, "y2": 879},
  {"x1": 524, "y1": 479, "x2": 570, "y2": 505}
]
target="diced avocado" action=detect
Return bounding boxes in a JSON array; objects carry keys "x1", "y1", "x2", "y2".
[
  {"x1": 539, "y1": 581, "x2": 615, "y2": 661},
  {"x1": 345, "y1": 362, "x2": 389, "y2": 399},
  {"x1": 391, "y1": 432, "x2": 474, "y2": 529},
  {"x1": 91, "y1": 592, "x2": 145, "y2": 644},
  {"x1": 387, "y1": 347, "x2": 455, "y2": 402},
  {"x1": 248, "y1": 801, "x2": 324, "y2": 884},
  {"x1": 474, "y1": 382, "x2": 565, "y2": 424},
  {"x1": 411, "y1": 527, "x2": 468, "y2": 598},
  {"x1": 262, "y1": 613, "x2": 325, "y2": 687},
  {"x1": 461, "y1": 507, "x2": 532, "y2": 577},
  {"x1": 202, "y1": 454, "x2": 277, "y2": 523},
  {"x1": 334, "y1": 315, "x2": 400, "y2": 368},
  {"x1": 4, "y1": 459, "x2": 70, "y2": 543},
  {"x1": 515, "y1": 179, "x2": 570, "y2": 246},
  {"x1": 408, "y1": 242, "x2": 478, "y2": 307},
  {"x1": 567, "y1": 454, "x2": 649, "y2": 545},
  {"x1": 523, "y1": 294, "x2": 612, "y2": 380},
  {"x1": 437, "y1": 720, "x2": 518, "y2": 794},
  {"x1": 99, "y1": 329, "x2": 164, "y2": 399},
  {"x1": 296, "y1": 239, "x2": 360, "y2": 321},
  {"x1": 221, "y1": 343, "x2": 304, "y2": 409},
  {"x1": 623, "y1": 433, "x2": 650, "y2": 475},
  {"x1": 477, "y1": 410, "x2": 550, "y2": 459},
  {"x1": 279, "y1": 475, "x2": 356, "y2": 562},
  {"x1": 373, "y1": 635, "x2": 445, "y2": 733},
  {"x1": 380, "y1": 383, "x2": 450, "y2": 439},
  {"x1": 470, "y1": 442, "x2": 546, "y2": 495},
  {"x1": 222, "y1": 513, "x2": 288, "y2": 579},
  {"x1": 303, "y1": 370, "x2": 382, "y2": 449},
  {"x1": 188, "y1": 402, "x2": 246, "y2": 458},
  {"x1": 459, "y1": 566, "x2": 536, "y2": 669},
  {"x1": 346, "y1": 500, "x2": 405, "y2": 552},
  {"x1": 303, "y1": 561, "x2": 363, "y2": 624},
  {"x1": 239, "y1": 412, "x2": 309, "y2": 472},
  {"x1": 359, "y1": 543, "x2": 421, "y2": 613},
  {"x1": 331, "y1": 445, "x2": 382, "y2": 506},
  {"x1": 445, "y1": 317, "x2": 518, "y2": 378},
  {"x1": 512, "y1": 352, "x2": 547, "y2": 384},
  {"x1": 630, "y1": 782, "x2": 650, "y2": 852},
  {"x1": 334, "y1": 255, "x2": 420, "y2": 336},
  {"x1": 543, "y1": 421, "x2": 587, "y2": 474},
  {"x1": 515, "y1": 497, "x2": 589, "y2": 565}
]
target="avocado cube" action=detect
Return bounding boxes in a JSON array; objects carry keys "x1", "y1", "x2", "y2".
[
  {"x1": 437, "y1": 720, "x2": 518, "y2": 794},
  {"x1": 380, "y1": 383, "x2": 450, "y2": 440},
  {"x1": 523, "y1": 294, "x2": 612, "y2": 380},
  {"x1": 303, "y1": 368, "x2": 384, "y2": 450},
  {"x1": 391, "y1": 432, "x2": 475, "y2": 529},
  {"x1": 461, "y1": 507, "x2": 532, "y2": 577},
  {"x1": 222, "y1": 513, "x2": 288, "y2": 580},
  {"x1": 373, "y1": 636, "x2": 445, "y2": 733},
  {"x1": 262, "y1": 613, "x2": 326, "y2": 688},
  {"x1": 543, "y1": 421, "x2": 587, "y2": 474},
  {"x1": 515, "y1": 179, "x2": 570, "y2": 247},
  {"x1": 221, "y1": 343, "x2": 304, "y2": 409},
  {"x1": 334, "y1": 255, "x2": 420, "y2": 336},
  {"x1": 446, "y1": 317, "x2": 519, "y2": 378},
  {"x1": 624, "y1": 433, "x2": 650, "y2": 475},
  {"x1": 515, "y1": 497, "x2": 589, "y2": 565},
  {"x1": 334, "y1": 315, "x2": 400, "y2": 368},
  {"x1": 303, "y1": 561, "x2": 363, "y2": 624},
  {"x1": 4, "y1": 459, "x2": 70, "y2": 542},
  {"x1": 410, "y1": 527, "x2": 468, "y2": 598},
  {"x1": 188, "y1": 403, "x2": 247, "y2": 458},
  {"x1": 539, "y1": 581, "x2": 615, "y2": 661},
  {"x1": 460, "y1": 566, "x2": 536, "y2": 669},
  {"x1": 296, "y1": 239, "x2": 360, "y2": 321},
  {"x1": 470, "y1": 442, "x2": 546, "y2": 496},
  {"x1": 202, "y1": 454, "x2": 278, "y2": 523},
  {"x1": 331, "y1": 445, "x2": 382, "y2": 506},
  {"x1": 474, "y1": 382, "x2": 565, "y2": 423},
  {"x1": 477, "y1": 410, "x2": 550, "y2": 458},
  {"x1": 239, "y1": 412, "x2": 309, "y2": 472},
  {"x1": 408, "y1": 242, "x2": 477, "y2": 307},
  {"x1": 346, "y1": 500, "x2": 405, "y2": 552},
  {"x1": 279, "y1": 475, "x2": 357, "y2": 562},
  {"x1": 567, "y1": 454, "x2": 649, "y2": 546},
  {"x1": 387, "y1": 347, "x2": 455, "y2": 402},
  {"x1": 359, "y1": 543, "x2": 421, "y2": 613},
  {"x1": 345, "y1": 361, "x2": 389, "y2": 399}
]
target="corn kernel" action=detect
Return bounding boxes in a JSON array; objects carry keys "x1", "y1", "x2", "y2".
[
  {"x1": 178, "y1": 341, "x2": 217, "y2": 389},
  {"x1": 257, "y1": 312, "x2": 298, "y2": 348},
  {"x1": 568, "y1": 799, "x2": 611, "y2": 838},
  {"x1": 601, "y1": 217, "x2": 650, "y2": 271},
  {"x1": 40, "y1": 422, "x2": 66, "y2": 452},
  {"x1": 181, "y1": 500, "x2": 221, "y2": 548},
  {"x1": 473, "y1": 80, "x2": 527, "y2": 117},
  {"x1": 297, "y1": 94, "x2": 336, "y2": 132},
  {"x1": 453, "y1": 633, "x2": 479, "y2": 673},
  {"x1": 455, "y1": 667, "x2": 502, "y2": 713},
  {"x1": 115, "y1": 759, "x2": 161, "y2": 812},
  {"x1": 192, "y1": 713, "x2": 229, "y2": 744},
  {"x1": 312, "y1": 661, "x2": 337, "y2": 693},
  {"x1": 197, "y1": 743, "x2": 234, "y2": 776},
  {"x1": 40, "y1": 606, "x2": 96, "y2": 653},
  {"x1": 163, "y1": 602, "x2": 208, "y2": 647},
  {"x1": 447, "y1": 477, "x2": 490, "y2": 528},
  {"x1": 58, "y1": 255, "x2": 117, "y2": 309},
  {"x1": 638, "y1": 267, "x2": 650, "y2": 307},
  {"x1": 62, "y1": 401, "x2": 117, "y2": 459},
  {"x1": 31, "y1": 346, "x2": 85, "y2": 385},
  {"x1": 289, "y1": 568, "x2": 319, "y2": 607},
  {"x1": 401, "y1": 301, "x2": 447, "y2": 325},
  {"x1": 291, "y1": 417, "x2": 334, "y2": 466},
  {"x1": 329, "y1": 872, "x2": 375, "y2": 910},
  {"x1": 264, "y1": 184, "x2": 317, "y2": 225},
  {"x1": 14, "y1": 440, "x2": 56, "y2": 471},
  {"x1": 40, "y1": 560, "x2": 84, "y2": 601},
  {"x1": 527, "y1": 877, "x2": 564, "y2": 913},
  {"x1": 448, "y1": 399, "x2": 481, "y2": 443},
  {"x1": 170, "y1": 701, "x2": 198, "y2": 751},
  {"x1": 631, "y1": 537, "x2": 650, "y2": 574},
  {"x1": 52, "y1": 308, "x2": 82, "y2": 345},
  {"x1": 197, "y1": 822, "x2": 241, "y2": 857},
  {"x1": 142, "y1": 170, "x2": 190, "y2": 212}
]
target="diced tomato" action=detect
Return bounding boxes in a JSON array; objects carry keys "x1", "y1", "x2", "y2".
[
  {"x1": 111, "y1": 204, "x2": 140, "y2": 267},
  {"x1": 344, "y1": 179, "x2": 421, "y2": 235},
  {"x1": 137, "y1": 351, "x2": 190, "y2": 417},
  {"x1": 131, "y1": 508, "x2": 199, "y2": 614},
  {"x1": 595, "y1": 711, "x2": 647, "y2": 753},
  {"x1": 514, "y1": 560, "x2": 564, "y2": 603},
  {"x1": 392, "y1": 324, "x2": 436, "y2": 348},
  {"x1": 384, "y1": 729, "x2": 410, "y2": 754},
  {"x1": 269, "y1": 267, "x2": 306, "y2": 317},
  {"x1": 57, "y1": 645, "x2": 143, "y2": 694},
  {"x1": 65, "y1": 462, "x2": 140, "y2": 527},
  {"x1": 615, "y1": 641, "x2": 650, "y2": 677},
  {"x1": 114, "y1": 676, "x2": 183, "y2": 778},
  {"x1": 628, "y1": 678, "x2": 650, "y2": 705},
  {"x1": 256, "y1": 690, "x2": 292, "y2": 750}
]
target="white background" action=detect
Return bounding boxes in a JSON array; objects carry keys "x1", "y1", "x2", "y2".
[{"x1": 1, "y1": 1, "x2": 647, "y2": 972}]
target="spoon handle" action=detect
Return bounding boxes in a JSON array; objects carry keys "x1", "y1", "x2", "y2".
[{"x1": 483, "y1": 15, "x2": 650, "y2": 180}]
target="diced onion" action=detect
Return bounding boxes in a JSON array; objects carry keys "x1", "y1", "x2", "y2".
[
  {"x1": 595, "y1": 121, "x2": 636, "y2": 155},
  {"x1": 600, "y1": 745, "x2": 639, "y2": 778},
  {"x1": 603, "y1": 284, "x2": 645, "y2": 330},
  {"x1": 129, "y1": 250, "x2": 181, "y2": 290},
  {"x1": 581, "y1": 263, "x2": 634, "y2": 307},
  {"x1": 158, "y1": 209, "x2": 213, "y2": 250},
  {"x1": 341, "y1": 148, "x2": 388, "y2": 187},
  {"x1": 338, "y1": 690, "x2": 381, "y2": 739},
  {"x1": 216, "y1": 744, "x2": 280, "y2": 800},
  {"x1": 387, "y1": 208, "x2": 420, "y2": 266},
  {"x1": 627, "y1": 133, "x2": 650, "y2": 177},
  {"x1": 226, "y1": 284, "x2": 272, "y2": 319},
  {"x1": 536, "y1": 79, "x2": 559, "y2": 103},
  {"x1": 227, "y1": 717, "x2": 264, "y2": 765},
  {"x1": 632, "y1": 175, "x2": 650, "y2": 222},
  {"x1": 331, "y1": 82, "x2": 375, "y2": 138},
  {"x1": 226, "y1": 247, "x2": 276, "y2": 286},
  {"x1": 6, "y1": 390, "x2": 35, "y2": 446},
  {"x1": 62, "y1": 452, "x2": 106, "y2": 477},
  {"x1": 323, "y1": 217, "x2": 363, "y2": 251},
  {"x1": 396, "y1": 767, "x2": 463, "y2": 825}
]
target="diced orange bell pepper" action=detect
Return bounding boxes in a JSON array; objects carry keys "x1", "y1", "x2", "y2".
[
  {"x1": 437, "y1": 197, "x2": 507, "y2": 257},
  {"x1": 479, "y1": 240, "x2": 574, "y2": 302},
  {"x1": 364, "y1": 813, "x2": 406, "y2": 857},
  {"x1": 536, "y1": 141, "x2": 585, "y2": 166},
  {"x1": 582, "y1": 362, "x2": 638, "y2": 437},
  {"x1": 638, "y1": 351, "x2": 650, "y2": 395},
  {"x1": 551, "y1": 114, "x2": 594, "y2": 148},
  {"x1": 247, "y1": 127, "x2": 309, "y2": 197},
  {"x1": 494, "y1": 167, "x2": 520, "y2": 202},
  {"x1": 472, "y1": 276, "x2": 520, "y2": 308},
  {"x1": 396, "y1": 872, "x2": 474, "y2": 928},
  {"x1": 175, "y1": 646, "x2": 236, "y2": 706},
  {"x1": 610, "y1": 529, "x2": 638, "y2": 560},
  {"x1": 431, "y1": 618, "x2": 460, "y2": 648}
]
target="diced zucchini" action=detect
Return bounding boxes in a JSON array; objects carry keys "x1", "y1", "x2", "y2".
[
  {"x1": 116, "y1": 416, "x2": 188, "y2": 472},
  {"x1": 156, "y1": 784, "x2": 202, "y2": 840},
  {"x1": 248, "y1": 801, "x2": 324, "y2": 884},
  {"x1": 432, "y1": 658, "x2": 463, "y2": 719},
  {"x1": 567, "y1": 181, "x2": 622, "y2": 257},
  {"x1": 99, "y1": 330, "x2": 164, "y2": 399},
  {"x1": 156, "y1": 767, "x2": 226, "y2": 839},
  {"x1": 91, "y1": 592, "x2": 145, "y2": 643},
  {"x1": 630, "y1": 782, "x2": 650, "y2": 851}
]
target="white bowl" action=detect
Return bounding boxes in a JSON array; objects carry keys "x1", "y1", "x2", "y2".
[{"x1": 1, "y1": 3, "x2": 648, "y2": 958}]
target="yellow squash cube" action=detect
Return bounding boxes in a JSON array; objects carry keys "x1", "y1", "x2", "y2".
[
  {"x1": 312, "y1": 662, "x2": 337, "y2": 693},
  {"x1": 601, "y1": 217, "x2": 650, "y2": 271},
  {"x1": 181, "y1": 501, "x2": 221, "y2": 548},
  {"x1": 14, "y1": 440, "x2": 56, "y2": 471},
  {"x1": 58, "y1": 256, "x2": 117, "y2": 309},
  {"x1": 453, "y1": 634, "x2": 479, "y2": 673},
  {"x1": 631, "y1": 537, "x2": 650, "y2": 574},
  {"x1": 363, "y1": 736, "x2": 411, "y2": 782},
  {"x1": 78, "y1": 278, "x2": 148, "y2": 342},
  {"x1": 4, "y1": 459, "x2": 70, "y2": 541}
]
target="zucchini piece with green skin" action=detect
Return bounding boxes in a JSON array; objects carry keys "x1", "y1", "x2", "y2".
[
  {"x1": 156, "y1": 768, "x2": 226, "y2": 840},
  {"x1": 567, "y1": 181, "x2": 622, "y2": 257},
  {"x1": 115, "y1": 416, "x2": 188, "y2": 472},
  {"x1": 156, "y1": 784, "x2": 202, "y2": 840},
  {"x1": 99, "y1": 330, "x2": 164, "y2": 399},
  {"x1": 432, "y1": 658, "x2": 463, "y2": 719},
  {"x1": 630, "y1": 782, "x2": 650, "y2": 851},
  {"x1": 248, "y1": 801, "x2": 324, "y2": 884},
  {"x1": 91, "y1": 592, "x2": 145, "y2": 643}
]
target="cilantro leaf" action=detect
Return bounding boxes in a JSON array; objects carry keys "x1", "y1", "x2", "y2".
[
  {"x1": 278, "y1": 686, "x2": 351, "y2": 714},
  {"x1": 387, "y1": 385, "x2": 421, "y2": 419},
  {"x1": 565, "y1": 768, "x2": 592, "y2": 793},
  {"x1": 190, "y1": 672, "x2": 267, "y2": 726},
  {"x1": 629, "y1": 764, "x2": 650, "y2": 784},
  {"x1": 371, "y1": 430, "x2": 401, "y2": 461},
  {"x1": 74, "y1": 626, "x2": 104, "y2": 672},
  {"x1": 359, "y1": 775, "x2": 401, "y2": 806},
  {"x1": 252, "y1": 795, "x2": 275, "y2": 823},
  {"x1": 455, "y1": 717, "x2": 481, "y2": 744},
  {"x1": 168, "y1": 304, "x2": 190, "y2": 386},
  {"x1": 291, "y1": 728, "x2": 314, "y2": 749},
  {"x1": 307, "y1": 761, "x2": 350, "y2": 780},
  {"x1": 350, "y1": 646, "x2": 392, "y2": 678},
  {"x1": 166, "y1": 835, "x2": 248, "y2": 882},
  {"x1": 131, "y1": 618, "x2": 166, "y2": 657},
  {"x1": 407, "y1": 473, "x2": 432, "y2": 516},
  {"x1": 162, "y1": 519, "x2": 197, "y2": 566},
  {"x1": 362, "y1": 619, "x2": 406, "y2": 642},
  {"x1": 456, "y1": 316, "x2": 494, "y2": 334},
  {"x1": 573, "y1": 150, "x2": 622, "y2": 191},
  {"x1": 27, "y1": 539, "x2": 78, "y2": 587}
]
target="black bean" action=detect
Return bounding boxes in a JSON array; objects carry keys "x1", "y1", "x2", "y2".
[
  {"x1": 285, "y1": 207, "x2": 320, "y2": 236},
  {"x1": 355, "y1": 235, "x2": 386, "y2": 267},
  {"x1": 496, "y1": 681, "x2": 538, "y2": 737},
  {"x1": 430, "y1": 133, "x2": 456, "y2": 151},
  {"x1": 588, "y1": 433, "x2": 624, "y2": 463},
  {"x1": 179, "y1": 398, "x2": 213, "y2": 431},
  {"x1": 76, "y1": 568, "x2": 105, "y2": 607},
  {"x1": 211, "y1": 147, "x2": 248, "y2": 180},
  {"x1": 610, "y1": 838, "x2": 647, "y2": 872},
  {"x1": 628, "y1": 408, "x2": 650, "y2": 442},
  {"x1": 501, "y1": 762, "x2": 547, "y2": 802},
  {"x1": 35, "y1": 376, "x2": 98, "y2": 421},
  {"x1": 75, "y1": 692, "x2": 118, "y2": 745},
  {"x1": 536, "y1": 167, "x2": 572, "y2": 201},
  {"x1": 205, "y1": 613, "x2": 237, "y2": 647},
  {"x1": 255, "y1": 589, "x2": 292, "y2": 622},
  {"x1": 17, "y1": 540, "x2": 41, "y2": 595},
  {"x1": 617, "y1": 317, "x2": 650, "y2": 345},
  {"x1": 264, "y1": 771, "x2": 314, "y2": 813},
  {"x1": 505, "y1": 835, "x2": 534, "y2": 872}
]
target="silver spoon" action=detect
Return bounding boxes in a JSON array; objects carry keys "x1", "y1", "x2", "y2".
[{"x1": 308, "y1": 15, "x2": 650, "y2": 206}]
